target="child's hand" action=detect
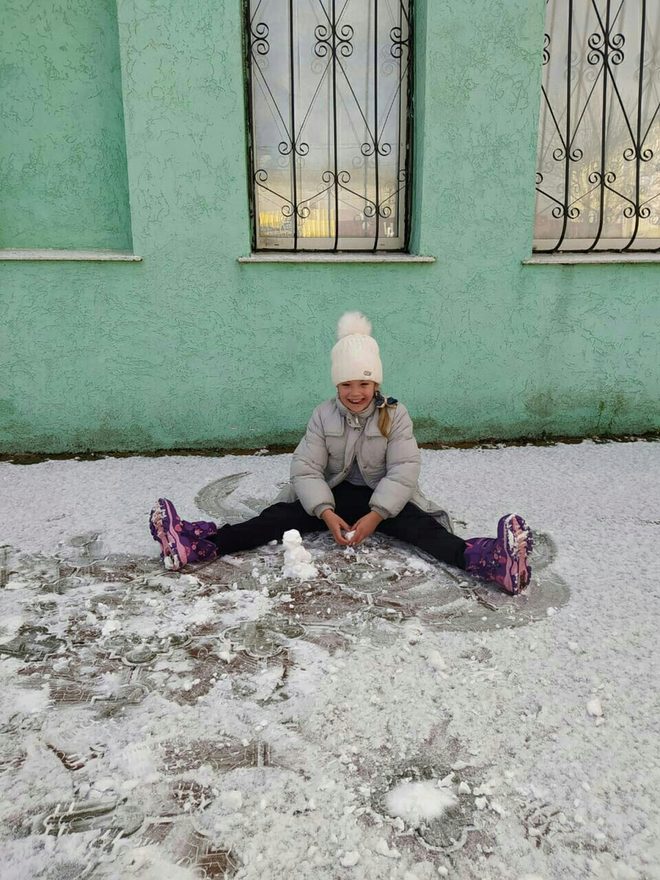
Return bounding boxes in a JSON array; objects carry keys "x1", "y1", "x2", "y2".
[
  {"x1": 321, "y1": 510, "x2": 352, "y2": 545},
  {"x1": 348, "y1": 511, "x2": 383, "y2": 545}
]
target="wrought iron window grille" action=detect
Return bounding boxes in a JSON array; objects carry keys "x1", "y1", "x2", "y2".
[
  {"x1": 244, "y1": 0, "x2": 413, "y2": 253},
  {"x1": 534, "y1": 0, "x2": 660, "y2": 253}
]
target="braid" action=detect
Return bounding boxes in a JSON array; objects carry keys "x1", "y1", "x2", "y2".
[
  {"x1": 374, "y1": 385, "x2": 397, "y2": 437},
  {"x1": 377, "y1": 406, "x2": 391, "y2": 438}
]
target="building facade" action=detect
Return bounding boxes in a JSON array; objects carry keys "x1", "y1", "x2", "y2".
[{"x1": 1, "y1": 0, "x2": 659, "y2": 453}]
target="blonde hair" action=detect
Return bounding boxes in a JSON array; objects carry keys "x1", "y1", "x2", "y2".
[
  {"x1": 377, "y1": 407, "x2": 391, "y2": 438},
  {"x1": 375, "y1": 384, "x2": 394, "y2": 437}
]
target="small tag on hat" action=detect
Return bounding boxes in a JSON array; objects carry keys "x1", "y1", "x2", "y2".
[{"x1": 363, "y1": 370, "x2": 372, "y2": 376}]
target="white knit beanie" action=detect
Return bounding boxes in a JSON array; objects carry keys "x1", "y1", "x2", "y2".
[{"x1": 331, "y1": 311, "x2": 383, "y2": 385}]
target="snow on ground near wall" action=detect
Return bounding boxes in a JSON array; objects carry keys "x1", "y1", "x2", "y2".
[{"x1": 0, "y1": 440, "x2": 658, "y2": 880}]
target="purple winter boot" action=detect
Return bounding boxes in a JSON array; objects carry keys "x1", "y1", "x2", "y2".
[
  {"x1": 149, "y1": 498, "x2": 218, "y2": 571},
  {"x1": 464, "y1": 514, "x2": 533, "y2": 595}
]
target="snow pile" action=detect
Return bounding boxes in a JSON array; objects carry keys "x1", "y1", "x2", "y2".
[
  {"x1": 281, "y1": 529, "x2": 318, "y2": 580},
  {"x1": 374, "y1": 837, "x2": 401, "y2": 859},
  {"x1": 587, "y1": 696, "x2": 604, "y2": 717},
  {"x1": 124, "y1": 847, "x2": 199, "y2": 879},
  {"x1": 340, "y1": 850, "x2": 360, "y2": 867},
  {"x1": 11, "y1": 684, "x2": 50, "y2": 715},
  {"x1": 385, "y1": 780, "x2": 458, "y2": 827}
]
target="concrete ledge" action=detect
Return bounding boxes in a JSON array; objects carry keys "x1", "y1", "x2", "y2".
[
  {"x1": 238, "y1": 252, "x2": 436, "y2": 263},
  {"x1": 524, "y1": 252, "x2": 660, "y2": 265},
  {"x1": 0, "y1": 249, "x2": 142, "y2": 261}
]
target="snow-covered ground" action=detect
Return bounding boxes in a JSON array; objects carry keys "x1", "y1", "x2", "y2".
[{"x1": 0, "y1": 440, "x2": 658, "y2": 880}]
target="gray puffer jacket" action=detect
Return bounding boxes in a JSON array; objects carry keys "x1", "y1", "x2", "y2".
[{"x1": 275, "y1": 397, "x2": 453, "y2": 530}]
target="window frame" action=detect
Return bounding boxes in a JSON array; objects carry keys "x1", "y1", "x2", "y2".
[
  {"x1": 242, "y1": 0, "x2": 415, "y2": 254},
  {"x1": 533, "y1": 0, "x2": 660, "y2": 255}
]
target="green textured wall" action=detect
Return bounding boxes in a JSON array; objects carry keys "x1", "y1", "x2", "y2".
[
  {"x1": 0, "y1": 0, "x2": 658, "y2": 453},
  {"x1": 0, "y1": 0, "x2": 131, "y2": 249}
]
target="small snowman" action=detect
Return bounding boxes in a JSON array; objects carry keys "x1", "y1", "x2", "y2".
[{"x1": 282, "y1": 530, "x2": 318, "y2": 580}]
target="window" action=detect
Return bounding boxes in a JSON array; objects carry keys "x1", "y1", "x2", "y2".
[
  {"x1": 534, "y1": 0, "x2": 660, "y2": 253},
  {"x1": 244, "y1": 0, "x2": 413, "y2": 252}
]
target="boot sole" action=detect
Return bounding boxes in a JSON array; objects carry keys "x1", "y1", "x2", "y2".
[
  {"x1": 499, "y1": 514, "x2": 533, "y2": 594},
  {"x1": 149, "y1": 499, "x2": 187, "y2": 570}
]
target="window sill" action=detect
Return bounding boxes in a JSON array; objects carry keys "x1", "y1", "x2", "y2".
[
  {"x1": 238, "y1": 252, "x2": 436, "y2": 264},
  {"x1": 524, "y1": 252, "x2": 660, "y2": 265},
  {"x1": 0, "y1": 249, "x2": 142, "y2": 262}
]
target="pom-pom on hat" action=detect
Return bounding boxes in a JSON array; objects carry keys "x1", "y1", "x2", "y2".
[{"x1": 331, "y1": 311, "x2": 383, "y2": 385}]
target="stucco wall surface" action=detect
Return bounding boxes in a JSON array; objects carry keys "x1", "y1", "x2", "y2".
[
  {"x1": 0, "y1": 0, "x2": 658, "y2": 453},
  {"x1": 0, "y1": 0, "x2": 131, "y2": 250}
]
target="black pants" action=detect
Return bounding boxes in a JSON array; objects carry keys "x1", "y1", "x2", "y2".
[{"x1": 208, "y1": 482, "x2": 467, "y2": 570}]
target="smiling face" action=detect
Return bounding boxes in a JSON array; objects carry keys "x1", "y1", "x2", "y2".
[{"x1": 337, "y1": 380, "x2": 377, "y2": 413}]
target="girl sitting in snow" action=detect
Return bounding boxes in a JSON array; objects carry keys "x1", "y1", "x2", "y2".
[{"x1": 149, "y1": 312, "x2": 533, "y2": 594}]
